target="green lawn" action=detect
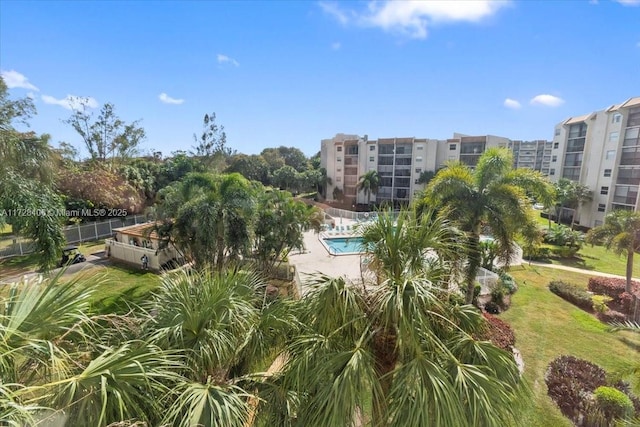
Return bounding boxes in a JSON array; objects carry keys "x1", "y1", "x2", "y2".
[{"x1": 501, "y1": 265, "x2": 639, "y2": 427}]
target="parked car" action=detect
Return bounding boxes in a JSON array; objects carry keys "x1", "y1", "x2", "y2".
[
  {"x1": 59, "y1": 245, "x2": 87, "y2": 268},
  {"x1": 533, "y1": 203, "x2": 545, "y2": 210}
]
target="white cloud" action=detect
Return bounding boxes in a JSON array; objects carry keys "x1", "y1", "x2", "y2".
[
  {"x1": 159, "y1": 93, "x2": 185, "y2": 105},
  {"x1": 530, "y1": 94, "x2": 565, "y2": 107},
  {"x1": 319, "y1": 1, "x2": 350, "y2": 25},
  {"x1": 321, "y1": 1, "x2": 510, "y2": 39},
  {"x1": 41, "y1": 94, "x2": 98, "y2": 110},
  {"x1": 504, "y1": 98, "x2": 521, "y2": 109},
  {"x1": 331, "y1": 41, "x2": 342, "y2": 50},
  {"x1": 217, "y1": 54, "x2": 239, "y2": 67},
  {"x1": 615, "y1": 0, "x2": 640, "y2": 6},
  {"x1": 1, "y1": 70, "x2": 39, "y2": 91}
]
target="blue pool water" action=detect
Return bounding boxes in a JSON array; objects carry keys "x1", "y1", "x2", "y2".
[{"x1": 323, "y1": 237, "x2": 365, "y2": 254}]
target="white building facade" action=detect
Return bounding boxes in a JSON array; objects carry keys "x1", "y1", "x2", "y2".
[
  {"x1": 548, "y1": 97, "x2": 640, "y2": 228},
  {"x1": 320, "y1": 133, "x2": 511, "y2": 206}
]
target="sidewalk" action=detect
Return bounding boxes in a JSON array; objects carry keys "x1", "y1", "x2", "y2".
[
  {"x1": 0, "y1": 253, "x2": 108, "y2": 285},
  {"x1": 524, "y1": 260, "x2": 640, "y2": 281}
]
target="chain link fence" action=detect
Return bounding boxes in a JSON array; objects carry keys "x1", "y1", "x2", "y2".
[{"x1": 0, "y1": 215, "x2": 148, "y2": 258}]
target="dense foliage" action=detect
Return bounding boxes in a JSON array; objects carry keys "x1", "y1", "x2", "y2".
[
  {"x1": 548, "y1": 280, "x2": 593, "y2": 311},
  {"x1": 546, "y1": 356, "x2": 639, "y2": 426},
  {"x1": 476, "y1": 313, "x2": 516, "y2": 352}
]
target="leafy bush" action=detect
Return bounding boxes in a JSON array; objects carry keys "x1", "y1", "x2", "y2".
[
  {"x1": 499, "y1": 272, "x2": 518, "y2": 294},
  {"x1": 588, "y1": 277, "x2": 640, "y2": 300},
  {"x1": 544, "y1": 225, "x2": 585, "y2": 249},
  {"x1": 597, "y1": 309, "x2": 627, "y2": 324},
  {"x1": 545, "y1": 356, "x2": 607, "y2": 423},
  {"x1": 594, "y1": 386, "x2": 634, "y2": 420},
  {"x1": 549, "y1": 281, "x2": 593, "y2": 311},
  {"x1": 619, "y1": 292, "x2": 637, "y2": 315},
  {"x1": 551, "y1": 246, "x2": 579, "y2": 258},
  {"x1": 475, "y1": 313, "x2": 515, "y2": 351},
  {"x1": 592, "y1": 295, "x2": 613, "y2": 313}
]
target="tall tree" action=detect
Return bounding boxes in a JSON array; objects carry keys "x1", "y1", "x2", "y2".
[
  {"x1": 587, "y1": 209, "x2": 640, "y2": 294},
  {"x1": 357, "y1": 170, "x2": 380, "y2": 206},
  {"x1": 192, "y1": 112, "x2": 233, "y2": 170},
  {"x1": 160, "y1": 172, "x2": 255, "y2": 269},
  {"x1": 569, "y1": 182, "x2": 592, "y2": 230},
  {"x1": 0, "y1": 77, "x2": 65, "y2": 269},
  {"x1": 275, "y1": 208, "x2": 523, "y2": 427},
  {"x1": 553, "y1": 178, "x2": 574, "y2": 225},
  {"x1": 425, "y1": 147, "x2": 553, "y2": 304},
  {"x1": 64, "y1": 100, "x2": 145, "y2": 164}
]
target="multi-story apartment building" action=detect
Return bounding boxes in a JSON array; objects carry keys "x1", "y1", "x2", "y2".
[
  {"x1": 509, "y1": 140, "x2": 554, "y2": 174},
  {"x1": 548, "y1": 96, "x2": 640, "y2": 228},
  {"x1": 320, "y1": 133, "x2": 510, "y2": 205}
]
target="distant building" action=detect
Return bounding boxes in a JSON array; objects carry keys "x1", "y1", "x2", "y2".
[
  {"x1": 548, "y1": 96, "x2": 640, "y2": 227},
  {"x1": 509, "y1": 139, "x2": 553, "y2": 174},
  {"x1": 320, "y1": 133, "x2": 510, "y2": 205},
  {"x1": 105, "y1": 223, "x2": 182, "y2": 271}
]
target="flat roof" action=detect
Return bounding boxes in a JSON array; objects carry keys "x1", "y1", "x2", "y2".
[{"x1": 113, "y1": 222, "x2": 160, "y2": 239}]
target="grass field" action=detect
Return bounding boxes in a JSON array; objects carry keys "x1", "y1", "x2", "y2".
[{"x1": 501, "y1": 265, "x2": 639, "y2": 426}]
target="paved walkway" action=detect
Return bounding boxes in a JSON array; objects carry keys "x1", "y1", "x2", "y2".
[
  {"x1": 525, "y1": 260, "x2": 639, "y2": 281},
  {"x1": 0, "y1": 253, "x2": 107, "y2": 285}
]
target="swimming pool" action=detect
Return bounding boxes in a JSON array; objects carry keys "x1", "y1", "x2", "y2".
[{"x1": 321, "y1": 237, "x2": 365, "y2": 255}]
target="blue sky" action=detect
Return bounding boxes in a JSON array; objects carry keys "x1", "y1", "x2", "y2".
[{"x1": 1, "y1": 0, "x2": 639, "y2": 158}]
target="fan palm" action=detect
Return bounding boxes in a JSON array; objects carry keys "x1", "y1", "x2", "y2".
[
  {"x1": 587, "y1": 209, "x2": 640, "y2": 294},
  {"x1": 275, "y1": 208, "x2": 524, "y2": 427},
  {"x1": 425, "y1": 147, "x2": 552, "y2": 303}
]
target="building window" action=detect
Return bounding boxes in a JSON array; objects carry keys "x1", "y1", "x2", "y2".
[
  {"x1": 415, "y1": 168, "x2": 422, "y2": 174},
  {"x1": 414, "y1": 179, "x2": 420, "y2": 184},
  {"x1": 336, "y1": 177, "x2": 341, "y2": 182},
  {"x1": 552, "y1": 155, "x2": 557, "y2": 162},
  {"x1": 553, "y1": 142, "x2": 559, "y2": 149},
  {"x1": 550, "y1": 169, "x2": 555, "y2": 176},
  {"x1": 449, "y1": 144, "x2": 456, "y2": 150},
  {"x1": 337, "y1": 157, "x2": 342, "y2": 162},
  {"x1": 604, "y1": 169, "x2": 612, "y2": 177},
  {"x1": 369, "y1": 156, "x2": 375, "y2": 162},
  {"x1": 612, "y1": 113, "x2": 622, "y2": 123},
  {"x1": 337, "y1": 147, "x2": 342, "y2": 152},
  {"x1": 598, "y1": 204, "x2": 606, "y2": 212},
  {"x1": 601, "y1": 186, "x2": 609, "y2": 195},
  {"x1": 369, "y1": 145, "x2": 375, "y2": 151},
  {"x1": 555, "y1": 128, "x2": 561, "y2": 136},
  {"x1": 416, "y1": 145, "x2": 424, "y2": 150},
  {"x1": 609, "y1": 132, "x2": 619, "y2": 143},
  {"x1": 606, "y1": 150, "x2": 615, "y2": 160},
  {"x1": 416, "y1": 156, "x2": 423, "y2": 162},
  {"x1": 336, "y1": 168, "x2": 341, "y2": 172}
]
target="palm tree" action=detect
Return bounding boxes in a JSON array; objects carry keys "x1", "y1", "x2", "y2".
[
  {"x1": 357, "y1": 170, "x2": 380, "y2": 207},
  {"x1": 274, "y1": 208, "x2": 524, "y2": 427},
  {"x1": 425, "y1": 147, "x2": 553, "y2": 304},
  {"x1": 158, "y1": 172, "x2": 255, "y2": 269},
  {"x1": 587, "y1": 209, "x2": 640, "y2": 294},
  {"x1": 554, "y1": 178, "x2": 574, "y2": 225},
  {"x1": 569, "y1": 182, "x2": 592, "y2": 230}
]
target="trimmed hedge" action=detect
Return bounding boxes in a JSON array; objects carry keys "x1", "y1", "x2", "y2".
[
  {"x1": 588, "y1": 277, "x2": 640, "y2": 299},
  {"x1": 549, "y1": 280, "x2": 593, "y2": 311},
  {"x1": 545, "y1": 355, "x2": 607, "y2": 422},
  {"x1": 594, "y1": 386, "x2": 634, "y2": 420},
  {"x1": 476, "y1": 312, "x2": 516, "y2": 351}
]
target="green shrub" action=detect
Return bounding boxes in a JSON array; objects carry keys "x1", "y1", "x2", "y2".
[
  {"x1": 592, "y1": 295, "x2": 613, "y2": 313},
  {"x1": 549, "y1": 280, "x2": 593, "y2": 311},
  {"x1": 594, "y1": 386, "x2": 634, "y2": 420},
  {"x1": 499, "y1": 272, "x2": 517, "y2": 294}
]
